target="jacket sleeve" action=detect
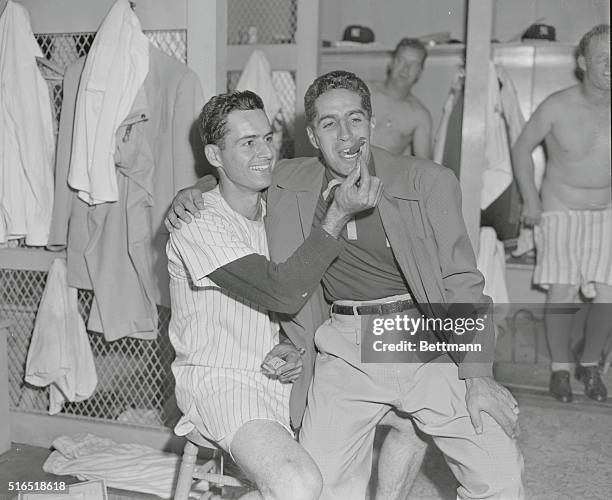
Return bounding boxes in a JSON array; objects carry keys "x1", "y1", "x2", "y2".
[
  {"x1": 47, "y1": 59, "x2": 85, "y2": 249},
  {"x1": 424, "y1": 168, "x2": 494, "y2": 378},
  {"x1": 209, "y1": 226, "x2": 342, "y2": 314}
]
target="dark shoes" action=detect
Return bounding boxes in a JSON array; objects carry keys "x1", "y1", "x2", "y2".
[
  {"x1": 575, "y1": 365, "x2": 608, "y2": 402},
  {"x1": 549, "y1": 370, "x2": 573, "y2": 403}
]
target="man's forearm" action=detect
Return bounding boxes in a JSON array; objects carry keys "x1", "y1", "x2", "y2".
[
  {"x1": 209, "y1": 226, "x2": 341, "y2": 314},
  {"x1": 511, "y1": 148, "x2": 540, "y2": 205}
]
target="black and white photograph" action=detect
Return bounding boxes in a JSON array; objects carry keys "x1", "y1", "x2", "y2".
[{"x1": 0, "y1": 0, "x2": 610, "y2": 499}]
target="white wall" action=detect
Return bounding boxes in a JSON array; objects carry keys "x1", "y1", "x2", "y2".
[{"x1": 320, "y1": 0, "x2": 610, "y2": 46}]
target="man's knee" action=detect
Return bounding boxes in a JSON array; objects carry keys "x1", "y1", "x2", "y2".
[{"x1": 263, "y1": 460, "x2": 322, "y2": 500}]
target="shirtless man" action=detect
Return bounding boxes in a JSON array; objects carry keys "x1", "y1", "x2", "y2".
[
  {"x1": 369, "y1": 38, "x2": 433, "y2": 158},
  {"x1": 512, "y1": 24, "x2": 611, "y2": 402}
]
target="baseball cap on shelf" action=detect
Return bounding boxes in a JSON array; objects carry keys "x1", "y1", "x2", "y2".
[
  {"x1": 342, "y1": 25, "x2": 375, "y2": 44},
  {"x1": 522, "y1": 23, "x2": 556, "y2": 41}
]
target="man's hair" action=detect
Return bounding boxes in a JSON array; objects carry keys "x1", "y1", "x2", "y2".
[
  {"x1": 198, "y1": 90, "x2": 265, "y2": 148},
  {"x1": 575, "y1": 24, "x2": 610, "y2": 80},
  {"x1": 577, "y1": 24, "x2": 610, "y2": 59},
  {"x1": 304, "y1": 70, "x2": 372, "y2": 124},
  {"x1": 392, "y1": 37, "x2": 427, "y2": 64}
]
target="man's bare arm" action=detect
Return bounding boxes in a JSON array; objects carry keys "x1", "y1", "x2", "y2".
[
  {"x1": 512, "y1": 99, "x2": 553, "y2": 226},
  {"x1": 411, "y1": 107, "x2": 433, "y2": 160}
]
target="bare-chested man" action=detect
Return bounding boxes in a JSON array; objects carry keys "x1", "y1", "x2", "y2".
[
  {"x1": 512, "y1": 24, "x2": 611, "y2": 403},
  {"x1": 369, "y1": 38, "x2": 433, "y2": 158}
]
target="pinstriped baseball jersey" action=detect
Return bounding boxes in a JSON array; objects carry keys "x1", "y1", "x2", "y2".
[{"x1": 167, "y1": 187, "x2": 291, "y2": 444}]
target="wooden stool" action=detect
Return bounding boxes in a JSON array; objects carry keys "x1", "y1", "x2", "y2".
[{"x1": 174, "y1": 429, "x2": 243, "y2": 500}]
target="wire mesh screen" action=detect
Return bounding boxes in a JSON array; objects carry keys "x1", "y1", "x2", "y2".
[
  {"x1": 228, "y1": 70, "x2": 297, "y2": 159},
  {"x1": 1, "y1": 268, "x2": 180, "y2": 428},
  {"x1": 227, "y1": 0, "x2": 297, "y2": 44}
]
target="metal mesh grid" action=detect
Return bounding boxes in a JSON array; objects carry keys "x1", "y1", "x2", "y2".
[
  {"x1": 1, "y1": 268, "x2": 180, "y2": 428},
  {"x1": 227, "y1": 0, "x2": 297, "y2": 45},
  {"x1": 227, "y1": 70, "x2": 297, "y2": 159}
]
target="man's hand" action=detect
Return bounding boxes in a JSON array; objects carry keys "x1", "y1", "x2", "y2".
[
  {"x1": 520, "y1": 199, "x2": 542, "y2": 227},
  {"x1": 164, "y1": 187, "x2": 206, "y2": 231},
  {"x1": 164, "y1": 176, "x2": 218, "y2": 231},
  {"x1": 322, "y1": 153, "x2": 383, "y2": 237},
  {"x1": 465, "y1": 376, "x2": 520, "y2": 439},
  {"x1": 261, "y1": 342, "x2": 303, "y2": 383}
]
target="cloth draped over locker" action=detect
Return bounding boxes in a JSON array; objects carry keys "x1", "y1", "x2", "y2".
[
  {"x1": 25, "y1": 259, "x2": 98, "y2": 414},
  {"x1": 235, "y1": 49, "x2": 284, "y2": 156},
  {"x1": 48, "y1": 0, "x2": 204, "y2": 341},
  {"x1": 0, "y1": 0, "x2": 55, "y2": 246}
]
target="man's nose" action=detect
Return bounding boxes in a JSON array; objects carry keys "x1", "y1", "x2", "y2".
[
  {"x1": 255, "y1": 140, "x2": 274, "y2": 158},
  {"x1": 337, "y1": 120, "x2": 352, "y2": 141}
]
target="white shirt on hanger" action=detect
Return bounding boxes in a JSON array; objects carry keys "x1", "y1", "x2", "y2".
[{"x1": 68, "y1": 0, "x2": 149, "y2": 205}]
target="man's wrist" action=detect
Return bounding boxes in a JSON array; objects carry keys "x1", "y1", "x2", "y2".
[
  {"x1": 465, "y1": 376, "x2": 492, "y2": 386},
  {"x1": 321, "y1": 202, "x2": 351, "y2": 238}
]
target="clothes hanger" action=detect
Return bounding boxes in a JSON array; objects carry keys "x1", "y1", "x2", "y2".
[
  {"x1": 0, "y1": 0, "x2": 9, "y2": 18},
  {"x1": 36, "y1": 56, "x2": 65, "y2": 78}
]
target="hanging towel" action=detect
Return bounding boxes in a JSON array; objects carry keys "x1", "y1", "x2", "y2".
[
  {"x1": 25, "y1": 259, "x2": 97, "y2": 414},
  {"x1": 477, "y1": 227, "x2": 509, "y2": 320},
  {"x1": 236, "y1": 49, "x2": 283, "y2": 154},
  {"x1": 0, "y1": 0, "x2": 55, "y2": 246},
  {"x1": 43, "y1": 434, "x2": 180, "y2": 499},
  {"x1": 236, "y1": 49, "x2": 281, "y2": 123},
  {"x1": 68, "y1": 0, "x2": 149, "y2": 205}
]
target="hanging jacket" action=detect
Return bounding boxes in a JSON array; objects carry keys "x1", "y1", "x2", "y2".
[
  {"x1": 48, "y1": 45, "x2": 204, "y2": 340},
  {"x1": 0, "y1": 0, "x2": 54, "y2": 245}
]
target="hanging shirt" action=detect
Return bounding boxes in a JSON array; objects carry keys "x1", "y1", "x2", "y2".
[
  {"x1": 0, "y1": 0, "x2": 54, "y2": 245},
  {"x1": 68, "y1": 0, "x2": 149, "y2": 205}
]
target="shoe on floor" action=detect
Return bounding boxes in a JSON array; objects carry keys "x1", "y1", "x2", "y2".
[
  {"x1": 549, "y1": 370, "x2": 573, "y2": 403},
  {"x1": 575, "y1": 365, "x2": 608, "y2": 402}
]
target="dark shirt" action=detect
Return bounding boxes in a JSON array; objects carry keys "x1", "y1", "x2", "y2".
[{"x1": 315, "y1": 159, "x2": 411, "y2": 302}]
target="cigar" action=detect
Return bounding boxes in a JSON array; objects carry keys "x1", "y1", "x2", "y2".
[{"x1": 347, "y1": 137, "x2": 366, "y2": 155}]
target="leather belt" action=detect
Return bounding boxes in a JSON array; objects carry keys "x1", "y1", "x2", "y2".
[{"x1": 331, "y1": 299, "x2": 415, "y2": 316}]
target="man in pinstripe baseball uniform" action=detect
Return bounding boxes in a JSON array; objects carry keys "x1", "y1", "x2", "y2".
[{"x1": 167, "y1": 90, "x2": 382, "y2": 499}]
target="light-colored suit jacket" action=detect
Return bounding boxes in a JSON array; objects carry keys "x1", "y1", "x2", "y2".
[{"x1": 265, "y1": 146, "x2": 494, "y2": 428}]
